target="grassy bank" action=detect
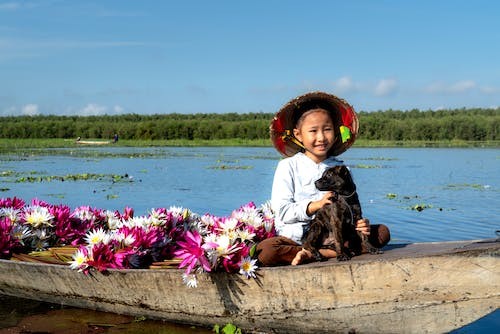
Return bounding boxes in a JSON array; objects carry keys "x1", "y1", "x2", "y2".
[
  {"x1": 0, "y1": 138, "x2": 498, "y2": 152},
  {"x1": 353, "y1": 139, "x2": 500, "y2": 148}
]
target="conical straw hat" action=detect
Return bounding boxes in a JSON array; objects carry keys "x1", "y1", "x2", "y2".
[{"x1": 270, "y1": 91, "x2": 359, "y2": 157}]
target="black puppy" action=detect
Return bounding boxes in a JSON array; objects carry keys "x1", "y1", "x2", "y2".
[{"x1": 302, "y1": 165, "x2": 381, "y2": 261}]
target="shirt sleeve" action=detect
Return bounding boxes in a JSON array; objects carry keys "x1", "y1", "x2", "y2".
[{"x1": 271, "y1": 159, "x2": 311, "y2": 228}]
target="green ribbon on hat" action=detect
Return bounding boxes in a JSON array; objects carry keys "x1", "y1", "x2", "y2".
[{"x1": 340, "y1": 125, "x2": 351, "y2": 143}]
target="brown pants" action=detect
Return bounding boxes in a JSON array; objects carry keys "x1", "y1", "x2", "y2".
[{"x1": 255, "y1": 224, "x2": 391, "y2": 266}]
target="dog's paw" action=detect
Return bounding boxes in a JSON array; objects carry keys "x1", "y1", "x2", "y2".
[
  {"x1": 336, "y1": 253, "x2": 351, "y2": 261},
  {"x1": 369, "y1": 247, "x2": 383, "y2": 255}
]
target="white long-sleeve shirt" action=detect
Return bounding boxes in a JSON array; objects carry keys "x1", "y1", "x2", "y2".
[{"x1": 271, "y1": 152, "x2": 344, "y2": 243}]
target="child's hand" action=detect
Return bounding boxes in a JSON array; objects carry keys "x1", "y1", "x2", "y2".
[
  {"x1": 306, "y1": 191, "x2": 334, "y2": 216},
  {"x1": 356, "y1": 218, "x2": 371, "y2": 235}
]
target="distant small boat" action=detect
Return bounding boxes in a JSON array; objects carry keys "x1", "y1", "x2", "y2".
[
  {"x1": 0, "y1": 239, "x2": 498, "y2": 333},
  {"x1": 75, "y1": 140, "x2": 111, "y2": 145}
]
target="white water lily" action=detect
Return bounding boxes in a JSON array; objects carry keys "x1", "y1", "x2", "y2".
[
  {"x1": 113, "y1": 231, "x2": 136, "y2": 247},
  {"x1": 31, "y1": 237, "x2": 50, "y2": 251},
  {"x1": 107, "y1": 217, "x2": 122, "y2": 230},
  {"x1": 0, "y1": 207, "x2": 21, "y2": 223},
  {"x1": 12, "y1": 224, "x2": 31, "y2": 244},
  {"x1": 72, "y1": 207, "x2": 95, "y2": 221},
  {"x1": 264, "y1": 220, "x2": 274, "y2": 233},
  {"x1": 237, "y1": 228, "x2": 256, "y2": 242},
  {"x1": 203, "y1": 232, "x2": 218, "y2": 245},
  {"x1": 168, "y1": 206, "x2": 185, "y2": 224},
  {"x1": 232, "y1": 209, "x2": 264, "y2": 228},
  {"x1": 260, "y1": 201, "x2": 274, "y2": 220},
  {"x1": 34, "y1": 228, "x2": 50, "y2": 240},
  {"x1": 182, "y1": 273, "x2": 198, "y2": 288},
  {"x1": 148, "y1": 208, "x2": 167, "y2": 226},
  {"x1": 239, "y1": 256, "x2": 258, "y2": 279},
  {"x1": 69, "y1": 248, "x2": 88, "y2": 271},
  {"x1": 23, "y1": 206, "x2": 54, "y2": 228},
  {"x1": 212, "y1": 234, "x2": 242, "y2": 258},
  {"x1": 125, "y1": 216, "x2": 150, "y2": 228},
  {"x1": 84, "y1": 228, "x2": 110, "y2": 245},
  {"x1": 199, "y1": 214, "x2": 217, "y2": 228},
  {"x1": 218, "y1": 217, "x2": 238, "y2": 234}
]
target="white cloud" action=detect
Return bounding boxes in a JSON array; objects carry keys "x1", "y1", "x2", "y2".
[
  {"x1": 0, "y1": 1, "x2": 45, "y2": 11},
  {"x1": 22, "y1": 104, "x2": 39, "y2": 116},
  {"x1": 480, "y1": 85, "x2": 500, "y2": 94},
  {"x1": 374, "y1": 78, "x2": 398, "y2": 96},
  {"x1": 113, "y1": 105, "x2": 124, "y2": 114},
  {"x1": 449, "y1": 80, "x2": 476, "y2": 93},
  {"x1": 425, "y1": 80, "x2": 477, "y2": 94},
  {"x1": 0, "y1": 37, "x2": 157, "y2": 63},
  {"x1": 80, "y1": 103, "x2": 107, "y2": 116},
  {"x1": 0, "y1": 2, "x2": 20, "y2": 11},
  {"x1": 425, "y1": 82, "x2": 445, "y2": 93},
  {"x1": 332, "y1": 76, "x2": 358, "y2": 94}
]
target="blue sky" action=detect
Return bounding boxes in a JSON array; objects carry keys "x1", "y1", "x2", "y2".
[{"x1": 1, "y1": 0, "x2": 499, "y2": 116}]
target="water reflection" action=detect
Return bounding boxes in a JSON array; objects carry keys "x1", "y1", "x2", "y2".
[{"x1": 0, "y1": 295, "x2": 212, "y2": 333}]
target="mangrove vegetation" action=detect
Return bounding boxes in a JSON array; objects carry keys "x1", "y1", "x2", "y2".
[{"x1": 0, "y1": 108, "x2": 498, "y2": 144}]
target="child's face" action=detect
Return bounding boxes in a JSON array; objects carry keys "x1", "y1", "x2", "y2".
[{"x1": 293, "y1": 109, "x2": 335, "y2": 163}]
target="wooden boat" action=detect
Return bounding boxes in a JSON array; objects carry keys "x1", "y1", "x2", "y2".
[
  {"x1": 0, "y1": 239, "x2": 498, "y2": 333},
  {"x1": 75, "y1": 140, "x2": 111, "y2": 145}
]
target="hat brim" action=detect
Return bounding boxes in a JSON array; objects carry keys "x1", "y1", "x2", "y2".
[{"x1": 270, "y1": 91, "x2": 359, "y2": 157}]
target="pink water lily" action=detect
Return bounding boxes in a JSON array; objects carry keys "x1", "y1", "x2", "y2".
[
  {"x1": 0, "y1": 197, "x2": 25, "y2": 209},
  {"x1": 220, "y1": 242, "x2": 249, "y2": 273},
  {"x1": 117, "y1": 225, "x2": 162, "y2": 249},
  {"x1": 174, "y1": 230, "x2": 216, "y2": 274},
  {"x1": 86, "y1": 242, "x2": 117, "y2": 272},
  {"x1": 0, "y1": 196, "x2": 277, "y2": 285},
  {"x1": 0, "y1": 217, "x2": 22, "y2": 258},
  {"x1": 118, "y1": 206, "x2": 134, "y2": 220}
]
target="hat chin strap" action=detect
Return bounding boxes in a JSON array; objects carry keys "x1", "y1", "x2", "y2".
[{"x1": 282, "y1": 130, "x2": 305, "y2": 150}]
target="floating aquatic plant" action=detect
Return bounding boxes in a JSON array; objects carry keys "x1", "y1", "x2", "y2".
[
  {"x1": 444, "y1": 183, "x2": 491, "y2": 190},
  {"x1": 357, "y1": 156, "x2": 398, "y2": 161},
  {"x1": 353, "y1": 164, "x2": 383, "y2": 169},
  {"x1": 410, "y1": 203, "x2": 433, "y2": 211},
  {"x1": 207, "y1": 164, "x2": 253, "y2": 170},
  {"x1": 1, "y1": 170, "x2": 135, "y2": 184},
  {"x1": 14, "y1": 173, "x2": 133, "y2": 183}
]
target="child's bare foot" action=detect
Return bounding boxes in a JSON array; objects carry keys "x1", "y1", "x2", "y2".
[{"x1": 291, "y1": 248, "x2": 313, "y2": 265}]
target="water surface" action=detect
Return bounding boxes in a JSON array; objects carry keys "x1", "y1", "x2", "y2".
[
  {"x1": 2, "y1": 147, "x2": 498, "y2": 242},
  {"x1": 1, "y1": 147, "x2": 498, "y2": 332}
]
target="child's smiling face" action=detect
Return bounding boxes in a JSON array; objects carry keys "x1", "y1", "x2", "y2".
[{"x1": 293, "y1": 108, "x2": 335, "y2": 163}]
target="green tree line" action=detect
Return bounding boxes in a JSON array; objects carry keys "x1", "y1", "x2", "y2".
[{"x1": 0, "y1": 108, "x2": 498, "y2": 141}]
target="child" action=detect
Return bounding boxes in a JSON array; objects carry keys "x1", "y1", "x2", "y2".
[{"x1": 257, "y1": 92, "x2": 390, "y2": 266}]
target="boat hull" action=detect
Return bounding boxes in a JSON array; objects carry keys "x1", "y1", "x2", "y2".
[
  {"x1": 1, "y1": 239, "x2": 499, "y2": 333},
  {"x1": 75, "y1": 140, "x2": 111, "y2": 145}
]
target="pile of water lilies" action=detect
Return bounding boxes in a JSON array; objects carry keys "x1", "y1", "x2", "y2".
[{"x1": 0, "y1": 197, "x2": 276, "y2": 287}]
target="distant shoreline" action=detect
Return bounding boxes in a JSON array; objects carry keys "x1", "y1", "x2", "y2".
[{"x1": 0, "y1": 138, "x2": 498, "y2": 152}]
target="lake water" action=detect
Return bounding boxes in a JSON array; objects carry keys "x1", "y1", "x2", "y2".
[
  {"x1": 1, "y1": 146, "x2": 499, "y2": 332},
  {"x1": 2, "y1": 146, "x2": 498, "y2": 242}
]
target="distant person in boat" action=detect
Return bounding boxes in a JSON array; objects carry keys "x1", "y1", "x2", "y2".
[
  {"x1": 113, "y1": 133, "x2": 119, "y2": 143},
  {"x1": 257, "y1": 92, "x2": 390, "y2": 266}
]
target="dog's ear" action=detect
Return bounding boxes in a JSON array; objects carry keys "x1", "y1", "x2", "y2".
[
  {"x1": 337, "y1": 165, "x2": 349, "y2": 177},
  {"x1": 333, "y1": 165, "x2": 344, "y2": 174},
  {"x1": 339, "y1": 166, "x2": 356, "y2": 191}
]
